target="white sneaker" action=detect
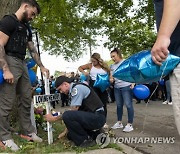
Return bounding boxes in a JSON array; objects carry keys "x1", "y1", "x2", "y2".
[
  {"x1": 2, "y1": 139, "x2": 19, "y2": 151},
  {"x1": 168, "y1": 102, "x2": 173, "y2": 105},
  {"x1": 28, "y1": 133, "x2": 43, "y2": 142},
  {"x1": 103, "y1": 123, "x2": 109, "y2": 129},
  {"x1": 162, "y1": 101, "x2": 168, "y2": 104},
  {"x1": 111, "y1": 122, "x2": 124, "y2": 129},
  {"x1": 123, "y1": 124, "x2": 134, "y2": 132}
]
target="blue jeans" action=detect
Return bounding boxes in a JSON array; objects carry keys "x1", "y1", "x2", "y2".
[{"x1": 114, "y1": 85, "x2": 134, "y2": 123}]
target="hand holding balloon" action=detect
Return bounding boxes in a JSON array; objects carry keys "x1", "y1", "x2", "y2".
[{"x1": 113, "y1": 50, "x2": 180, "y2": 84}]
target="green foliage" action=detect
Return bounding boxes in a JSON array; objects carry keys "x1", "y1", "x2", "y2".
[{"x1": 33, "y1": 0, "x2": 156, "y2": 60}]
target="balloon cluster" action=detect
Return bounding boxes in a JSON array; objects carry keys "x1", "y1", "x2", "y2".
[
  {"x1": 26, "y1": 58, "x2": 37, "y2": 85},
  {"x1": 113, "y1": 50, "x2": 180, "y2": 84}
]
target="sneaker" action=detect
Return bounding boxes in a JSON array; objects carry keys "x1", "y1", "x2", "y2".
[
  {"x1": 111, "y1": 122, "x2": 124, "y2": 129},
  {"x1": 103, "y1": 123, "x2": 109, "y2": 129},
  {"x1": 168, "y1": 102, "x2": 173, "y2": 105},
  {"x1": 21, "y1": 133, "x2": 43, "y2": 142},
  {"x1": 162, "y1": 100, "x2": 168, "y2": 104},
  {"x1": 2, "y1": 139, "x2": 19, "y2": 151},
  {"x1": 0, "y1": 141, "x2": 5, "y2": 150},
  {"x1": 28, "y1": 133, "x2": 43, "y2": 142},
  {"x1": 123, "y1": 124, "x2": 134, "y2": 132},
  {"x1": 80, "y1": 137, "x2": 96, "y2": 148}
]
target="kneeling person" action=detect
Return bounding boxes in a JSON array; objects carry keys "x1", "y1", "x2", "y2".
[{"x1": 44, "y1": 76, "x2": 106, "y2": 147}]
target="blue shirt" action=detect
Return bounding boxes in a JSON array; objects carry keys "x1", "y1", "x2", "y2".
[{"x1": 69, "y1": 83, "x2": 90, "y2": 107}]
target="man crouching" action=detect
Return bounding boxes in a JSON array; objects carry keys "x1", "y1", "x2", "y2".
[{"x1": 44, "y1": 76, "x2": 105, "y2": 147}]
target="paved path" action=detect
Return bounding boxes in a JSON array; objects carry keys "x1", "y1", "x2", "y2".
[
  {"x1": 55, "y1": 100, "x2": 180, "y2": 154},
  {"x1": 106, "y1": 100, "x2": 180, "y2": 154}
]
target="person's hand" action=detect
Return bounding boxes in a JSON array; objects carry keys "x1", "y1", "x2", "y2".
[
  {"x1": 40, "y1": 66, "x2": 50, "y2": 78},
  {"x1": 58, "y1": 128, "x2": 68, "y2": 139},
  {"x1": 151, "y1": 35, "x2": 170, "y2": 66},
  {"x1": 130, "y1": 83, "x2": 135, "y2": 89},
  {"x1": 109, "y1": 77, "x2": 114, "y2": 83},
  {"x1": 3, "y1": 70, "x2": 14, "y2": 84},
  {"x1": 44, "y1": 114, "x2": 56, "y2": 122}
]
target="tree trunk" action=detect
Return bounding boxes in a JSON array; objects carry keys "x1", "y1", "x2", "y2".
[{"x1": 0, "y1": 0, "x2": 21, "y2": 19}]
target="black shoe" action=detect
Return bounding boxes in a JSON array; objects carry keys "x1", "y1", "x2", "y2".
[{"x1": 80, "y1": 138, "x2": 96, "y2": 148}]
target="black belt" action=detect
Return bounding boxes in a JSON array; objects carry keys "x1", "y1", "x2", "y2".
[{"x1": 6, "y1": 52, "x2": 25, "y2": 60}]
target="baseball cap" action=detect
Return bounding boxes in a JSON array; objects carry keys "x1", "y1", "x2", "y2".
[{"x1": 55, "y1": 76, "x2": 73, "y2": 88}]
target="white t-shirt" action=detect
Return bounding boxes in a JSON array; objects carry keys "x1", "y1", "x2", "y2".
[
  {"x1": 90, "y1": 66, "x2": 107, "y2": 80},
  {"x1": 110, "y1": 61, "x2": 132, "y2": 88}
]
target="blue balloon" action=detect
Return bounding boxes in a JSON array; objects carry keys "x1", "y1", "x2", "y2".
[
  {"x1": 36, "y1": 87, "x2": 42, "y2": 93},
  {"x1": 133, "y1": 85, "x2": 150, "y2": 100},
  {"x1": 80, "y1": 74, "x2": 87, "y2": 82},
  {"x1": 28, "y1": 69, "x2": 36, "y2": 85},
  {"x1": 26, "y1": 59, "x2": 36, "y2": 69},
  {"x1": 93, "y1": 74, "x2": 110, "y2": 92},
  {"x1": 113, "y1": 50, "x2": 180, "y2": 84},
  {"x1": 159, "y1": 79, "x2": 165, "y2": 86},
  {"x1": 51, "y1": 81, "x2": 55, "y2": 88},
  {"x1": 0, "y1": 69, "x2": 4, "y2": 84}
]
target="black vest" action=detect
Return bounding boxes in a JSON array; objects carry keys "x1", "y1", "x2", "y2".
[
  {"x1": 4, "y1": 15, "x2": 31, "y2": 59},
  {"x1": 71, "y1": 83, "x2": 103, "y2": 112}
]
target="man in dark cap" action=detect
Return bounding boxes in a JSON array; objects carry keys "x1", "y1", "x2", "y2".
[{"x1": 44, "y1": 76, "x2": 106, "y2": 147}]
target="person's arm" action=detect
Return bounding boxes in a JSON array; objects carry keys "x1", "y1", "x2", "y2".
[
  {"x1": 44, "y1": 113, "x2": 62, "y2": 122},
  {"x1": 0, "y1": 31, "x2": 14, "y2": 84},
  {"x1": 27, "y1": 41, "x2": 49, "y2": 78},
  {"x1": 78, "y1": 63, "x2": 91, "y2": 76},
  {"x1": 151, "y1": 0, "x2": 180, "y2": 65}
]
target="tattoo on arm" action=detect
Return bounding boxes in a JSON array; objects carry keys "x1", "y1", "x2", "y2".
[
  {"x1": 28, "y1": 41, "x2": 44, "y2": 68},
  {"x1": 0, "y1": 45, "x2": 9, "y2": 71}
]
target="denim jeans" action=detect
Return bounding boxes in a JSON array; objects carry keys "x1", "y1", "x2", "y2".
[{"x1": 114, "y1": 85, "x2": 134, "y2": 123}]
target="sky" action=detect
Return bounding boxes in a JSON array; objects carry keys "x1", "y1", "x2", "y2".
[
  {"x1": 36, "y1": 40, "x2": 111, "y2": 77},
  {"x1": 36, "y1": 0, "x2": 140, "y2": 78}
]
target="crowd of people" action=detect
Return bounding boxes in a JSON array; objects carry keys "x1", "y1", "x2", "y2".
[{"x1": 0, "y1": 0, "x2": 179, "y2": 152}]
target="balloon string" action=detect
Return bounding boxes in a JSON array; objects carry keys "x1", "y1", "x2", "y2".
[{"x1": 132, "y1": 60, "x2": 169, "y2": 153}]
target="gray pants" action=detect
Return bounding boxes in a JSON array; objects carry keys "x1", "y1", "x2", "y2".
[
  {"x1": 0, "y1": 56, "x2": 35, "y2": 141},
  {"x1": 170, "y1": 63, "x2": 180, "y2": 135}
]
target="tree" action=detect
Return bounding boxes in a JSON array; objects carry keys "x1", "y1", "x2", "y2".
[
  {"x1": 32, "y1": 0, "x2": 156, "y2": 60},
  {"x1": 0, "y1": 0, "x2": 20, "y2": 19}
]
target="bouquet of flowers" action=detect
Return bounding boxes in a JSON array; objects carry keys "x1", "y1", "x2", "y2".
[{"x1": 34, "y1": 103, "x2": 46, "y2": 129}]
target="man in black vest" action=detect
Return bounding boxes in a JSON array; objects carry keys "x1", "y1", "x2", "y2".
[
  {"x1": 0, "y1": 0, "x2": 49, "y2": 151},
  {"x1": 44, "y1": 76, "x2": 106, "y2": 147}
]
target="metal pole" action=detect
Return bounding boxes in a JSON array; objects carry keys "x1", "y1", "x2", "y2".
[{"x1": 34, "y1": 31, "x2": 44, "y2": 88}]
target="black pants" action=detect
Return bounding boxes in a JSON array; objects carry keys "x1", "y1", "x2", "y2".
[
  {"x1": 89, "y1": 79, "x2": 108, "y2": 118},
  {"x1": 62, "y1": 110, "x2": 106, "y2": 146}
]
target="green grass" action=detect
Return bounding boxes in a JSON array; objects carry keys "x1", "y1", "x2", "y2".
[{"x1": 0, "y1": 122, "x2": 123, "y2": 153}]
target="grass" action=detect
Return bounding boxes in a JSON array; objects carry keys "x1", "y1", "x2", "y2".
[{"x1": 0, "y1": 121, "x2": 123, "y2": 154}]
